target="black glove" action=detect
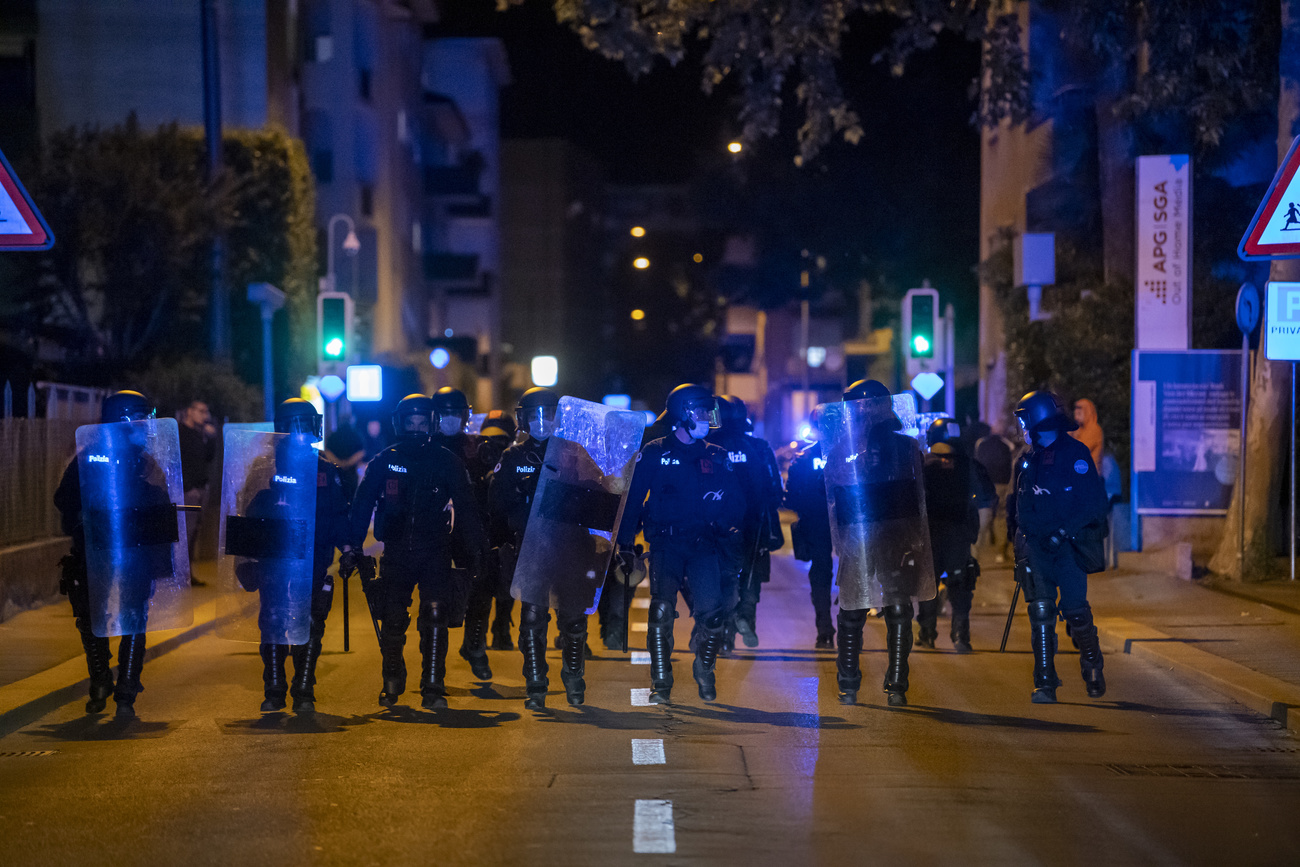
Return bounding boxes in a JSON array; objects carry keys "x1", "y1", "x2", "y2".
[
  {"x1": 1046, "y1": 528, "x2": 1067, "y2": 553},
  {"x1": 339, "y1": 549, "x2": 360, "y2": 579}
]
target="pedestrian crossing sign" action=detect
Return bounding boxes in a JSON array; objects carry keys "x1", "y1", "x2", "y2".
[
  {"x1": 0, "y1": 146, "x2": 53, "y2": 251},
  {"x1": 1240, "y1": 135, "x2": 1300, "y2": 260}
]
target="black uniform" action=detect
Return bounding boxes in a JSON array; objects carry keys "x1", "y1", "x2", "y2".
[
  {"x1": 706, "y1": 424, "x2": 785, "y2": 646},
  {"x1": 617, "y1": 433, "x2": 745, "y2": 700},
  {"x1": 785, "y1": 441, "x2": 835, "y2": 643},
  {"x1": 486, "y1": 433, "x2": 592, "y2": 706},
  {"x1": 349, "y1": 438, "x2": 486, "y2": 704},
  {"x1": 1006, "y1": 433, "x2": 1109, "y2": 699},
  {"x1": 918, "y1": 445, "x2": 981, "y2": 650},
  {"x1": 431, "y1": 430, "x2": 499, "y2": 676},
  {"x1": 242, "y1": 454, "x2": 352, "y2": 708}
]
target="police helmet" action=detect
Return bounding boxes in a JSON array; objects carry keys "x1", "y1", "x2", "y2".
[
  {"x1": 716, "y1": 395, "x2": 752, "y2": 433},
  {"x1": 843, "y1": 379, "x2": 890, "y2": 402},
  {"x1": 664, "y1": 384, "x2": 720, "y2": 429},
  {"x1": 101, "y1": 390, "x2": 155, "y2": 423},
  {"x1": 926, "y1": 417, "x2": 962, "y2": 448},
  {"x1": 516, "y1": 387, "x2": 559, "y2": 438},
  {"x1": 432, "y1": 386, "x2": 470, "y2": 435},
  {"x1": 274, "y1": 398, "x2": 322, "y2": 438},
  {"x1": 392, "y1": 393, "x2": 435, "y2": 440},
  {"x1": 479, "y1": 409, "x2": 517, "y2": 441},
  {"x1": 1014, "y1": 390, "x2": 1077, "y2": 434}
]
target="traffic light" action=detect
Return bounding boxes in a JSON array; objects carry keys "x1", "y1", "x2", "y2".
[
  {"x1": 906, "y1": 290, "x2": 936, "y2": 359},
  {"x1": 317, "y1": 291, "x2": 353, "y2": 374},
  {"x1": 902, "y1": 287, "x2": 943, "y2": 387}
]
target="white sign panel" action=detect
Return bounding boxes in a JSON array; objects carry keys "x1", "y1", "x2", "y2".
[
  {"x1": 1265, "y1": 282, "x2": 1300, "y2": 360},
  {"x1": 1135, "y1": 155, "x2": 1192, "y2": 349}
]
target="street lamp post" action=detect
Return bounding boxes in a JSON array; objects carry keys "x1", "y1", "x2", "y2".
[{"x1": 326, "y1": 214, "x2": 361, "y2": 293}]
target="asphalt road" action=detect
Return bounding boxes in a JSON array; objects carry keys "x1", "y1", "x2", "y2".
[{"x1": 2, "y1": 553, "x2": 1298, "y2": 865}]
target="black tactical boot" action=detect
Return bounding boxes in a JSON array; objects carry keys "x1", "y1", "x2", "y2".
[
  {"x1": 836, "y1": 610, "x2": 865, "y2": 705},
  {"x1": 378, "y1": 623, "x2": 407, "y2": 708},
  {"x1": 734, "y1": 611, "x2": 759, "y2": 648},
  {"x1": 815, "y1": 609, "x2": 835, "y2": 649},
  {"x1": 693, "y1": 614, "x2": 725, "y2": 701},
  {"x1": 1063, "y1": 604, "x2": 1106, "y2": 698},
  {"x1": 883, "y1": 604, "x2": 912, "y2": 706},
  {"x1": 290, "y1": 632, "x2": 323, "y2": 713},
  {"x1": 916, "y1": 597, "x2": 939, "y2": 649},
  {"x1": 490, "y1": 599, "x2": 515, "y2": 651},
  {"x1": 950, "y1": 613, "x2": 973, "y2": 654},
  {"x1": 114, "y1": 633, "x2": 146, "y2": 718},
  {"x1": 459, "y1": 611, "x2": 493, "y2": 680},
  {"x1": 520, "y1": 627, "x2": 549, "y2": 710},
  {"x1": 647, "y1": 600, "x2": 675, "y2": 704},
  {"x1": 259, "y1": 642, "x2": 288, "y2": 712},
  {"x1": 1028, "y1": 599, "x2": 1060, "y2": 703},
  {"x1": 559, "y1": 619, "x2": 588, "y2": 706},
  {"x1": 79, "y1": 620, "x2": 114, "y2": 714}
]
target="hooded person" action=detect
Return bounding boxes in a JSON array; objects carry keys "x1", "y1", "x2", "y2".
[{"x1": 1070, "y1": 399, "x2": 1104, "y2": 469}]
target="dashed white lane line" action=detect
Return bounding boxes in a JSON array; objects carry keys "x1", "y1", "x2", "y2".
[
  {"x1": 630, "y1": 651, "x2": 651, "y2": 664},
  {"x1": 632, "y1": 597, "x2": 651, "y2": 608},
  {"x1": 631, "y1": 738, "x2": 666, "y2": 765},
  {"x1": 631, "y1": 622, "x2": 648, "y2": 632},
  {"x1": 633, "y1": 799, "x2": 676, "y2": 853},
  {"x1": 630, "y1": 688, "x2": 652, "y2": 706}
]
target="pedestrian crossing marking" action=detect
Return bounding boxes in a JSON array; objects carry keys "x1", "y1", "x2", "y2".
[
  {"x1": 631, "y1": 738, "x2": 665, "y2": 765},
  {"x1": 631, "y1": 651, "x2": 651, "y2": 664},
  {"x1": 630, "y1": 688, "x2": 652, "y2": 706},
  {"x1": 633, "y1": 799, "x2": 676, "y2": 853}
]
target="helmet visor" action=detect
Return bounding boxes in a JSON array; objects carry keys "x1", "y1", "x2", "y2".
[
  {"x1": 519, "y1": 405, "x2": 558, "y2": 439},
  {"x1": 685, "y1": 400, "x2": 721, "y2": 430},
  {"x1": 284, "y1": 413, "x2": 322, "y2": 439},
  {"x1": 402, "y1": 411, "x2": 432, "y2": 436}
]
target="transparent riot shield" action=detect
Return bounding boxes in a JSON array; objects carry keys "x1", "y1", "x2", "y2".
[
  {"x1": 75, "y1": 419, "x2": 192, "y2": 638},
  {"x1": 511, "y1": 397, "x2": 646, "y2": 614},
  {"x1": 216, "y1": 429, "x2": 318, "y2": 645},
  {"x1": 465, "y1": 413, "x2": 487, "y2": 436},
  {"x1": 819, "y1": 396, "x2": 936, "y2": 611},
  {"x1": 892, "y1": 393, "x2": 920, "y2": 441}
]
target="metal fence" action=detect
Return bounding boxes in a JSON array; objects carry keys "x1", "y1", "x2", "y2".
[
  {"x1": 0, "y1": 418, "x2": 80, "y2": 548},
  {"x1": 3, "y1": 380, "x2": 107, "y2": 422}
]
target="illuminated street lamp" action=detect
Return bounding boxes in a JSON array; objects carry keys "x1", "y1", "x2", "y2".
[
  {"x1": 630, "y1": 309, "x2": 646, "y2": 320},
  {"x1": 630, "y1": 226, "x2": 646, "y2": 237},
  {"x1": 727, "y1": 141, "x2": 743, "y2": 154},
  {"x1": 326, "y1": 213, "x2": 361, "y2": 293},
  {"x1": 633, "y1": 257, "x2": 650, "y2": 270},
  {"x1": 531, "y1": 355, "x2": 558, "y2": 387}
]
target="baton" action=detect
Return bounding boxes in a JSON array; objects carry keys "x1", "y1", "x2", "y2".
[
  {"x1": 999, "y1": 581, "x2": 1021, "y2": 653},
  {"x1": 342, "y1": 570, "x2": 350, "y2": 652},
  {"x1": 621, "y1": 559, "x2": 629, "y2": 654}
]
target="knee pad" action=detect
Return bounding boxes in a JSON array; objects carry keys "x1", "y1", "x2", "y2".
[
  {"x1": 420, "y1": 601, "x2": 449, "y2": 629},
  {"x1": 701, "y1": 609, "x2": 728, "y2": 633},
  {"x1": 838, "y1": 608, "x2": 870, "y2": 628},
  {"x1": 648, "y1": 599, "x2": 675, "y2": 627},
  {"x1": 1027, "y1": 599, "x2": 1057, "y2": 625},
  {"x1": 883, "y1": 603, "x2": 911, "y2": 626},
  {"x1": 1060, "y1": 603, "x2": 1092, "y2": 625},
  {"x1": 520, "y1": 603, "x2": 550, "y2": 628}
]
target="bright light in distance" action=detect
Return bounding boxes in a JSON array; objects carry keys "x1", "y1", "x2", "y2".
[
  {"x1": 325, "y1": 337, "x2": 344, "y2": 358},
  {"x1": 806, "y1": 346, "x2": 827, "y2": 368},
  {"x1": 430, "y1": 347, "x2": 451, "y2": 369},
  {"x1": 633, "y1": 257, "x2": 650, "y2": 270},
  {"x1": 531, "y1": 355, "x2": 558, "y2": 387},
  {"x1": 318, "y1": 374, "x2": 346, "y2": 402},
  {"x1": 693, "y1": 253, "x2": 703, "y2": 263},
  {"x1": 912, "y1": 335, "x2": 931, "y2": 354},
  {"x1": 630, "y1": 226, "x2": 646, "y2": 238},
  {"x1": 797, "y1": 422, "x2": 814, "y2": 442},
  {"x1": 346, "y1": 365, "x2": 383, "y2": 402},
  {"x1": 727, "y1": 141, "x2": 743, "y2": 154},
  {"x1": 630, "y1": 308, "x2": 646, "y2": 321},
  {"x1": 602, "y1": 393, "x2": 632, "y2": 409}
]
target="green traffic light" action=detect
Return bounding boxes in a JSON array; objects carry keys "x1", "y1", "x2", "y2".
[
  {"x1": 912, "y1": 335, "x2": 931, "y2": 355},
  {"x1": 325, "y1": 337, "x2": 344, "y2": 358}
]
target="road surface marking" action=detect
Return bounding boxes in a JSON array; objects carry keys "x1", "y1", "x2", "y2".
[
  {"x1": 631, "y1": 622, "x2": 648, "y2": 632},
  {"x1": 631, "y1": 651, "x2": 651, "y2": 664},
  {"x1": 630, "y1": 688, "x2": 652, "y2": 706},
  {"x1": 632, "y1": 739, "x2": 665, "y2": 765},
  {"x1": 632, "y1": 598, "x2": 651, "y2": 608},
  {"x1": 633, "y1": 799, "x2": 676, "y2": 853}
]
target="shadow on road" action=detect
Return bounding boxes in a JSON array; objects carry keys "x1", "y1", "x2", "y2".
[
  {"x1": 25, "y1": 715, "x2": 176, "y2": 741},
  {"x1": 371, "y1": 705, "x2": 521, "y2": 728},
  {"x1": 218, "y1": 712, "x2": 373, "y2": 734},
  {"x1": 1100, "y1": 700, "x2": 1266, "y2": 723},
  {"x1": 891, "y1": 704, "x2": 1102, "y2": 733},
  {"x1": 671, "y1": 703, "x2": 855, "y2": 731},
  {"x1": 450, "y1": 683, "x2": 529, "y2": 701},
  {"x1": 534, "y1": 705, "x2": 677, "y2": 730}
]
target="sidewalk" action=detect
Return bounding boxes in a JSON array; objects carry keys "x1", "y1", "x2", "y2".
[{"x1": 978, "y1": 550, "x2": 1300, "y2": 733}]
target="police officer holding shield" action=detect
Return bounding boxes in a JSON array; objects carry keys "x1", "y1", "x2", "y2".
[
  {"x1": 617, "y1": 384, "x2": 745, "y2": 704},
  {"x1": 785, "y1": 407, "x2": 836, "y2": 648},
  {"x1": 825, "y1": 380, "x2": 937, "y2": 707},
  {"x1": 1006, "y1": 391, "x2": 1109, "y2": 703},
  {"x1": 429, "y1": 386, "x2": 498, "y2": 681},
  {"x1": 706, "y1": 395, "x2": 785, "y2": 650},
  {"x1": 918, "y1": 417, "x2": 981, "y2": 653},
  {"x1": 53, "y1": 390, "x2": 192, "y2": 717},
  {"x1": 348, "y1": 394, "x2": 487, "y2": 709}
]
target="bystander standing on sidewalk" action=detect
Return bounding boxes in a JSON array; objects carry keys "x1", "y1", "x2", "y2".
[
  {"x1": 178, "y1": 399, "x2": 216, "y2": 585},
  {"x1": 1071, "y1": 398, "x2": 1105, "y2": 468}
]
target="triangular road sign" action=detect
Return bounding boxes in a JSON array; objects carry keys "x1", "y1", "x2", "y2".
[
  {"x1": 1240, "y1": 135, "x2": 1300, "y2": 260},
  {"x1": 0, "y1": 147, "x2": 53, "y2": 251}
]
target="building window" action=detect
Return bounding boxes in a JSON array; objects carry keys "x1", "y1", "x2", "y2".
[
  {"x1": 360, "y1": 186, "x2": 374, "y2": 217},
  {"x1": 304, "y1": 109, "x2": 333, "y2": 184},
  {"x1": 358, "y1": 68, "x2": 372, "y2": 101}
]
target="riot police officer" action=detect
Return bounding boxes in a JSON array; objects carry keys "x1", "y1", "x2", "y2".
[
  {"x1": 348, "y1": 394, "x2": 487, "y2": 709},
  {"x1": 828, "y1": 380, "x2": 936, "y2": 707},
  {"x1": 1006, "y1": 391, "x2": 1109, "y2": 703},
  {"x1": 53, "y1": 391, "x2": 168, "y2": 717},
  {"x1": 486, "y1": 387, "x2": 578, "y2": 708},
  {"x1": 478, "y1": 410, "x2": 520, "y2": 650},
  {"x1": 919, "y1": 417, "x2": 980, "y2": 653},
  {"x1": 264, "y1": 399, "x2": 354, "y2": 712},
  {"x1": 429, "y1": 386, "x2": 497, "y2": 680},
  {"x1": 617, "y1": 384, "x2": 745, "y2": 703},
  {"x1": 706, "y1": 395, "x2": 785, "y2": 649},
  {"x1": 785, "y1": 407, "x2": 835, "y2": 648}
]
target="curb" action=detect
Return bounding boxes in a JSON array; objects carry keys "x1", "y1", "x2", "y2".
[
  {"x1": 0, "y1": 600, "x2": 223, "y2": 739},
  {"x1": 1095, "y1": 616, "x2": 1300, "y2": 735}
]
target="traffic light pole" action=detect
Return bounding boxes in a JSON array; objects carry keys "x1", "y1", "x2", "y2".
[{"x1": 944, "y1": 303, "x2": 956, "y2": 417}]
